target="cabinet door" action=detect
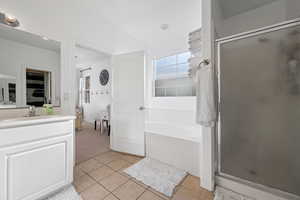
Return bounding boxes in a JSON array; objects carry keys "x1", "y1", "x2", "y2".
[{"x1": 0, "y1": 135, "x2": 73, "y2": 200}]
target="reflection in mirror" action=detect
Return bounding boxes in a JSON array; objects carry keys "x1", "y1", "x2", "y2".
[
  {"x1": 0, "y1": 25, "x2": 61, "y2": 109},
  {"x1": 0, "y1": 74, "x2": 16, "y2": 108}
]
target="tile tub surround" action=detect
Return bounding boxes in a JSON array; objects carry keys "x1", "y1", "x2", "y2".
[{"x1": 73, "y1": 151, "x2": 213, "y2": 200}]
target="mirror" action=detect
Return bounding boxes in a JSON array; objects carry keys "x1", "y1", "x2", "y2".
[
  {"x1": 99, "y1": 69, "x2": 109, "y2": 86},
  {"x1": 0, "y1": 25, "x2": 61, "y2": 109}
]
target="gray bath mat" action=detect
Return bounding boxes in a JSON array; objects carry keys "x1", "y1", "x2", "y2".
[
  {"x1": 45, "y1": 186, "x2": 82, "y2": 200},
  {"x1": 124, "y1": 158, "x2": 187, "y2": 197}
]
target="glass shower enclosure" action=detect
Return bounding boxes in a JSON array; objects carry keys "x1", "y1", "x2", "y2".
[{"x1": 217, "y1": 19, "x2": 300, "y2": 198}]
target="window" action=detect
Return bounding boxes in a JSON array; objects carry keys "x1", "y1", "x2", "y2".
[{"x1": 154, "y1": 52, "x2": 195, "y2": 97}]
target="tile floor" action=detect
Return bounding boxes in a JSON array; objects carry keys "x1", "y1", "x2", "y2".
[{"x1": 73, "y1": 151, "x2": 214, "y2": 200}]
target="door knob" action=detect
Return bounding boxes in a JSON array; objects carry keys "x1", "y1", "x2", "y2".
[{"x1": 139, "y1": 106, "x2": 145, "y2": 110}]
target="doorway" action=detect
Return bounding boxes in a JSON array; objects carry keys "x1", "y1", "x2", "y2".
[
  {"x1": 26, "y1": 69, "x2": 51, "y2": 106},
  {"x1": 75, "y1": 45, "x2": 112, "y2": 164}
]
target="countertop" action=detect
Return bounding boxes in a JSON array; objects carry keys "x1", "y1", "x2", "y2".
[{"x1": 0, "y1": 115, "x2": 76, "y2": 129}]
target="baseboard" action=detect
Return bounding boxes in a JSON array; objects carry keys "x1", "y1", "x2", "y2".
[
  {"x1": 216, "y1": 176, "x2": 300, "y2": 200},
  {"x1": 111, "y1": 136, "x2": 144, "y2": 156}
]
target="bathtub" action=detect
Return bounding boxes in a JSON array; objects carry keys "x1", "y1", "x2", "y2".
[
  {"x1": 145, "y1": 121, "x2": 201, "y2": 142},
  {"x1": 145, "y1": 121, "x2": 201, "y2": 177}
]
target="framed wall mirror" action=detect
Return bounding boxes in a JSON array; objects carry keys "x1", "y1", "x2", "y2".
[{"x1": 0, "y1": 24, "x2": 61, "y2": 109}]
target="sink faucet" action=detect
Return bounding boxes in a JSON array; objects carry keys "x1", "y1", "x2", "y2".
[{"x1": 28, "y1": 106, "x2": 36, "y2": 117}]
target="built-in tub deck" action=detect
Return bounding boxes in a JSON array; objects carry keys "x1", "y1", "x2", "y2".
[
  {"x1": 145, "y1": 121, "x2": 201, "y2": 143},
  {"x1": 145, "y1": 121, "x2": 201, "y2": 177}
]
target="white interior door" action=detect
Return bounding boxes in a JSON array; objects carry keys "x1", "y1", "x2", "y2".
[{"x1": 111, "y1": 51, "x2": 145, "y2": 156}]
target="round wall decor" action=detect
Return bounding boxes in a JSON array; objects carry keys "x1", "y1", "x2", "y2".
[{"x1": 99, "y1": 69, "x2": 109, "y2": 86}]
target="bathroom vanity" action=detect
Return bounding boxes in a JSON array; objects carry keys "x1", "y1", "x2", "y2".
[
  {"x1": 0, "y1": 115, "x2": 75, "y2": 200},
  {"x1": 0, "y1": 10, "x2": 75, "y2": 200}
]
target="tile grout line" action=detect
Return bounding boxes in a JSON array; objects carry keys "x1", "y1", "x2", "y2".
[
  {"x1": 76, "y1": 145, "x2": 143, "y2": 165},
  {"x1": 80, "y1": 169, "x2": 125, "y2": 200},
  {"x1": 84, "y1": 167, "x2": 133, "y2": 196},
  {"x1": 76, "y1": 149, "x2": 111, "y2": 165},
  {"x1": 146, "y1": 188, "x2": 171, "y2": 200},
  {"x1": 83, "y1": 165, "x2": 150, "y2": 200},
  {"x1": 110, "y1": 192, "x2": 121, "y2": 200},
  {"x1": 135, "y1": 188, "x2": 147, "y2": 200},
  {"x1": 76, "y1": 152, "x2": 134, "y2": 180}
]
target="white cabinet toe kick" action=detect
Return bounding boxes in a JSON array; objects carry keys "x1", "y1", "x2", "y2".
[{"x1": 0, "y1": 115, "x2": 75, "y2": 200}]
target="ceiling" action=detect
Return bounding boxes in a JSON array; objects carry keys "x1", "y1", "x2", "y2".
[
  {"x1": 88, "y1": 0, "x2": 201, "y2": 55},
  {"x1": 0, "y1": 23, "x2": 60, "y2": 52},
  {"x1": 75, "y1": 45, "x2": 110, "y2": 68},
  {"x1": 0, "y1": 0, "x2": 201, "y2": 56},
  {"x1": 218, "y1": 0, "x2": 278, "y2": 19},
  {"x1": 3, "y1": 0, "x2": 280, "y2": 55}
]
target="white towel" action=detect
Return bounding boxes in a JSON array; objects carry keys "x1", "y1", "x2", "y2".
[
  {"x1": 188, "y1": 28, "x2": 216, "y2": 127},
  {"x1": 189, "y1": 29, "x2": 201, "y2": 41},
  {"x1": 188, "y1": 57, "x2": 202, "y2": 67},
  {"x1": 189, "y1": 38, "x2": 201, "y2": 49},
  {"x1": 189, "y1": 30, "x2": 201, "y2": 53},
  {"x1": 190, "y1": 62, "x2": 216, "y2": 127}
]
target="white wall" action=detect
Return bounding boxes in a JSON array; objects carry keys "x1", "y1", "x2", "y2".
[
  {"x1": 145, "y1": 50, "x2": 200, "y2": 130},
  {"x1": 0, "y1": 37, "x2": 60, "y2": 107},
  {"x1": 77, "y1": 57, "x2": 112, "y2": 123}
]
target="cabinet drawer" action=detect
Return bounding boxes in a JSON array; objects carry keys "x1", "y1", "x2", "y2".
[{"x1": 0, "y1": 120, "x2": 73, "y2": 147}]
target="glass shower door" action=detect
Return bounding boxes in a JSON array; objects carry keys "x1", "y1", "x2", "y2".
[{"x1": 218, "y1": 23, "x2": 300, "y2": 196}]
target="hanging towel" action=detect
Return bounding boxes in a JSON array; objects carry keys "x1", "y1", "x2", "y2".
[
  {"x1": 190, "y1": 62, "x2": 216, "y2": 127},
  {"x1": 188, "y1": 39, "x2": 202, "y2": 50},
  {"x1": 189, "y1": 29, "x2": 201, "y2": 41},
  {"x1": 188, "y1": 57, "x2": 202, "y2": 67},
  {"x1": 188, "y1": 28, "x2": 216, "y2": 127}
]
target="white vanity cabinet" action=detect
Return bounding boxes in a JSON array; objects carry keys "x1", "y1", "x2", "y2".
[{"x1": 0, "y1": 116, "x2": 75, "y2": 200}]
